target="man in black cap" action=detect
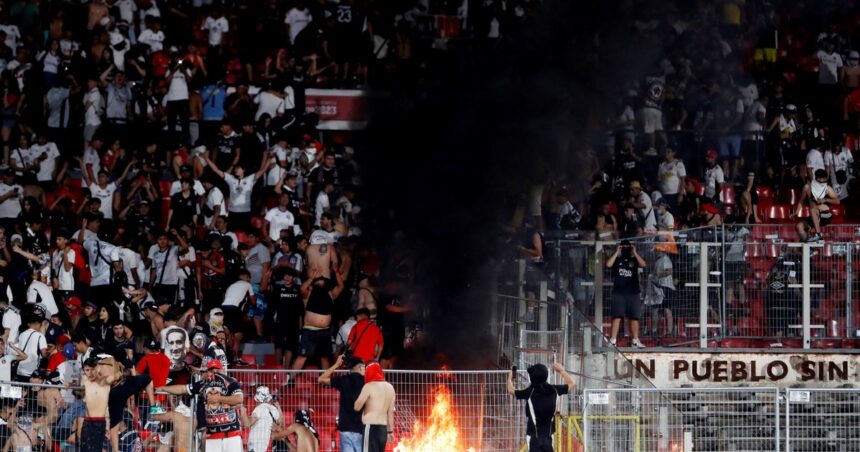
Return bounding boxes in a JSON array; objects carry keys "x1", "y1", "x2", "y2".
[
  {"x1": 319, "y1": 354, "x2": 365, "y2": 452},
  {"x1": 507, "y1": 362, "x2": 574, "y2": 452}
]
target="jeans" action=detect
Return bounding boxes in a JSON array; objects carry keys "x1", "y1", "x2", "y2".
[{"x1": 340, "y1": 431, "x2": 363, "y2": 452}]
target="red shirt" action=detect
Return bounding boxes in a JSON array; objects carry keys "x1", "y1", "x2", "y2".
[
  {"x1": 47, "y1": 353, "x2": 65, "y2": 372},
  {"x1": 136, "y1": 352, "x2": 171, "y2": 387},
  {"x1": 347, "y1": 319, "x2": 384, "y2": 362}
]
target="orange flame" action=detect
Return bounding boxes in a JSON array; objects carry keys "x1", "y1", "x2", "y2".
[{"x1": 394, "y1": 384, "x2": 475, "y2": 452}]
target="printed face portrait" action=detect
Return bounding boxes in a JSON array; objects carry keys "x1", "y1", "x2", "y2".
[{"x1": 163, "y1": 326, "x2": 189, "y2": 370}]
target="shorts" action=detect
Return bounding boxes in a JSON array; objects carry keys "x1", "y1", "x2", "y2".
[
  {"x1": 205, "y1": 435, "x2": 243, "y2": 452},
  {"x1": 719, "y1": 134, "x2": 742, "y2": 159},
  {"x1": 639, "y1": 107, "x2": 663, "y2": 134},
  {"x1": 807, "y1": 210, "x2": 832, "y2": 228},
  {"x1": 221, "y1": 305, "x2": 243, "y2": 333},
  {"x1": 611, "y1": 292, "x2": 642, "y2": 320},
  {"x1": 246, "y1": 284, "x2": 266, "y2": 320},
  {"x1": 298, "y1": 327, "x2": 331, "y2": 358},
  {"x1": 80, "y1": 418, "x2": 107, "y2": 452},
  {"x1": 725, "y1": 261, "x2": 747, "y2": 282},
  {"x1": 527, "y1": 434, "x2": 554, "y2": 452},
  {"x1": 276, "y1": 329, "x2": 300, "y2": 353},
  {"x1": 363, "y1": 424, "x2": 388, "y2": 452}
]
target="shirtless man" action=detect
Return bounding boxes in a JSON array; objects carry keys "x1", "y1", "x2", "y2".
[
  {"x1": 151, "y1": 396, "x2": 194, "y2": 452},
  {"x1": 287, "y1": 268, "x2": 344, "y2": 386},
  {"x1": 78, "y1": 356, "x2": 112, "y2": 452},
  {"x1": 796, "y1": 168, "x2": 840, "y2": 242},
  {"x1": 271, "y1": 409, "x2": 319, "y2": 452},
  {"x1": 354, "y1": 362, "x2": 395, "y2": 452},
  {"x1": 306, "y1": 230, "x2": 338, "y2": 279}
]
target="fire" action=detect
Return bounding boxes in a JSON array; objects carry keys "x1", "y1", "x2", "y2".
[{"x1": 394, "y1": 384, "x2": 475, "y2": 452}]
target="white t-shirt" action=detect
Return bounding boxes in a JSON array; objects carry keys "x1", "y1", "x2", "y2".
[
  {"x1": 224, "y1": 174, "x2": 256, "y2": 213},
  {"x1": 266, "y1": 165, "x2": 288, "y2": 187},
  {"x1": 31, "y1": 142, "x2": 60, "y2": 182},
  {"x1": 205, "y1": 187, "x2": 227, "y2": 226},
  {"x1": 703, "y1": 165, "x2": 725, "y2": 199},
  {"x1": 806, "y1": 149, "x2": 825, "y2": 174},
  {"x1": 169, "y1": 179, "x2": 205, "y2": 197},
  {"x1": 87, "y1": 181, "x2": 117, "y2": 219},
  {"x1": 83, "y1": 147, "x2": 101, "y2": 179},
  {"x1": 657, "y1": 159, "x2": 686, "y2": 196},
  {"x1": 84, "y1": 238, "x2": 117, "y2": 286},
  {"x1": 51, "y1": 248, "x2": 75, "y2": 292},
  {"x1": 254, "y1": 91, "x2": 286, "y2": 121},
  {"x1": 0, "y1": 25, "x2": 20, "y2": 51},
  {"x1": 202, "y1": 16, "x2": 229, "y2": 47},
  {"x1": 115, "y1": 0, "x2": 138, "y2": 23},
  {"x1": 56, "y1": 359, "x2": 81, "y2": 404},
  {"x1": 137, "y1": 29, "x2": 165, "y2": 53},
  {"x1": 817, "y1": 50, "x2": 843, "y2": 85},
  {"x1": 249, "y1": 403, "x2": 281, "y2": 450},
  {"x1": 9, "y1": 146, "x2": 34, "y2": 177},
  {"x1": 118, "y1": 248, "x2": 144, "y2": 288},
  {"x1": 2, "y1": 307, "x2": 21, "y2": 344},
  {"x1": 284, "y1": 7, "x2": 312, "y2": 44},
  {"x1": 314, "y1": 191, "x2": 330, "y2": 226},
  {"x1": 222, "y1": 280, "x2": 253, "y2": 307},
  {"x1": 0, "y1": 183, "x2": 22, "y2": 219},
  {"x1": 657, "y1": 210, "x2": 675, "y2": 231},
  {"x1": 743, "y1": 100, "x2": 767, "y2": 133},
  {"x1": 825, "y1": 149, "x2": 854, "y2": 199},
  {"x1": 0, "y1": 344, "x2": 17, "y2": 383},
  {"x1": 83, "y1": 88, "x2": 103, "y2": 126},
  {"x1": 15, "y1": 328, "x2": 47, "y2": 377},
  {"x1": 148, "y1": 245, "x2": 179, "y2": 286},
  {"x1": 165, "y1": 68, "x2": 191, "y2": 102},
  {"x1": 177, "y1": 247, "x2": 196, "y2": 284},
  {"x1": 26, "y1": 280, "x2": 58, "y2": 316},
  {"x1": 264, "y1": 207, "x2": 295, "y2": 240}
]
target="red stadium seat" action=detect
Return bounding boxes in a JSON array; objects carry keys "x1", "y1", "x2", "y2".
[
  {"x1": 766, "y1": 205, "x2": 790, "y2": 222},
  {"x1": 234, "y1": 231, "x2": 248, "y2": 245},
  {"x1": 720, "y1": 185, "x2": 736, "y2": 205},
  {"x1": 779, "y1": 188, "x2": 800, "y2": 206},
  {"x1": 796, "y1": 206, "x2": 810, "y2": 219},
  {"x1": 250, "y1": 216, "x2": 264, "y2": 231},
  {"x1": 828, "y1": 205, "x2": 845, "y2": 223},
  {"x1": 755, "y1": 186, "x2": 773, "y2": 200}
]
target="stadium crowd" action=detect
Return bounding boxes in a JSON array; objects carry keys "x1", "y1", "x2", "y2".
[{"x1": 0, "y1": 0, "x2": 533, "y2": 450}]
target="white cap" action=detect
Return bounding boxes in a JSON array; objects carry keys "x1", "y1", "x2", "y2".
[
  {"x1": 850, "y1": 50, "x2": 859, "y2": 60},
  {"x1": 309, "y1": 230, "x2": 329, "y2": 245}
]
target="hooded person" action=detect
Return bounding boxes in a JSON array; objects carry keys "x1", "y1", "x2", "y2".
[
  {"x1": 246, "y1": 386, "x2": 282, "y2": 452},
  {"x1": 271, "y1": 409, "x2": 319, "y2": 452},
  {"x1": 354, "y1": 361, "x2": 395, "y2": 452},
  {"x1": 507, "y1": 362, "x2": 575, "y2": 452}
]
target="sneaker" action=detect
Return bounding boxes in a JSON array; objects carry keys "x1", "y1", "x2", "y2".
[
  {"x1": 608, "y1": 338, "x2": 617, "y2": 347},
  {"x1": 644, "y1": 147, "x2": 658, "y2": 156},
  {"x1": 631, "y1": 338, "x2": 646, "y2": 348},
  {"x1": 807, "y1": 233, "x2": 823, "y2": 242}
]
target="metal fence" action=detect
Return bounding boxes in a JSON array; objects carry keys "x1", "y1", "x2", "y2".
[
  {"x1": 499, "y1": 224, "x2": 860, "y2": 357},
  {"x1": 785, "y1": 387, "x2": 860, "y2": 452}
]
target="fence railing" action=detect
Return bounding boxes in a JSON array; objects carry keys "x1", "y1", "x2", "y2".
[
  {"x1": 4, "y1": 376, "x2": 860, "y2": 451},
  {"x1": 497, "y1": 224, "x2": 860, "y2": 357}
]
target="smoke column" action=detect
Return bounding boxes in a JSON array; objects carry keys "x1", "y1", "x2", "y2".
[{"x1": 362, "y1": 0, "x2": 665, "y2": 366}]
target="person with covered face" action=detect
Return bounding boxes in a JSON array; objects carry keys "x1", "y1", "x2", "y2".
[
  {"x1": 506, "y1": 362, "x2": 575, "y2": 452},
  {"x1": 605, "y1": 239, "x2": 647, "y2": 348}
]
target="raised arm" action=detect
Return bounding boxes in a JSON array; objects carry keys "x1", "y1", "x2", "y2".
[
  {"x1": 552, "y1": 362, "x2": 575, "y2": 393},
  {"x1": 202, "y1": 151, "x2": 225, "y2": 179},
  {"x1": 318, "y1": 354, "x2": 344, "y2": 386}
]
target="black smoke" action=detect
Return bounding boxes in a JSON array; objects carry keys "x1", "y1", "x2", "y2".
[{"x1": 361, "y1": 0, "x2": 665, "y2": 367}]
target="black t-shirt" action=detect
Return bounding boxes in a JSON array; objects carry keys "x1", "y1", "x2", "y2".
[
  {"x1": 109, "y1": 375, "x2": 152, "y2": 427},
  {"x1": 169, "y1": 192, "x2": 198, "y2": 229},
  {"x1": 612, "y1": 255, "x2": 640, "y2": 294},
  {"x1": 272, "y1": 284, "x2": 303, "y2": 332},
  {"x1": 216, "y1": 132, "x2": 239, "y2": 169},
  {"x1": 188, "y1": 373, "x2": 243, "y2": 434},
  {"x1": 330, "y1": 373, "x2": 364, "y2": 433},
  {"x1": 514, "y1": 384, "x2": 569, "y2": 436}
]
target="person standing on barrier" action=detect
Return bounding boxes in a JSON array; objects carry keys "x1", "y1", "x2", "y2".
[
  {"x1": 78, "y1": 356, "x2": 112, "y2": 452},
  {"x1": 159, "y1": 358, "x2": 244, "y2": 452},
  {"x1": 606, "y1": 240, "x2": 647, "y2": 348},
  {"x1": 507, "y1": 362, "x2": 575, "y2": 452},
  {"x1": 319, "y1": 354, "x2": 365, "y2": 452},
  {"x1": 354, "y1": 361, "x2": 395, "y2": 452}
]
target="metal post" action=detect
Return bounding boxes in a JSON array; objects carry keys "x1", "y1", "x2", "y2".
[
  {"x1": 721, "y1": 224, "x2": 728, "y2": 337},
  {"x1": 582, "y1": 389, "x2": 590, "y2": 452},
  {"x1": 594, "y1": 242, "x2": 605, "y2": 338},
  {"x1": 847, "y1": 247, "x2": 853, "y2": 337},
  {"x1": 774, "y1": 387, "x2": 781, "y2": 452},
  {"x1": 801, "y1": 244, "x2": 812, "y2": 349},
  {"x1": 190, "y1": 394, "x2": 197, "y2": 452},
  {"x1": 699, "y1": 242, "x2": 710, "y2": 348},
  {"x1": 785, "y1": 390, "x2": 791, "y2": 452}
]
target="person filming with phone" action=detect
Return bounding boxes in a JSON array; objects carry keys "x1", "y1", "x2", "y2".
[{"x1": 605, "y1": 239, "x2": 647, "y2": 348}]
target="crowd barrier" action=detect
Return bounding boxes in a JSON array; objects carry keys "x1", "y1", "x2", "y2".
[{"x1": 498, "y1": 224, "x2": 860, "y2": 358}]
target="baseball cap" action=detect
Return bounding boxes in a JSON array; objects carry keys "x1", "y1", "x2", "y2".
[
  {"x1": 62, "y1": 343, "x2": 76, "y2": 359},
  {"x1": 706, "y1": 149, "x2": 718, "y2": 160},
  {"x1": 144, "y1": 338, "x2": 160, "y2": 350},
  {"x1": 206, "y1": 359, "x2": 223, "y2": 371},
  {"x1": 10, "y1": 234, "x2": 22, "y2": 243},
  {"x1": 84, "y1": 301, "x2": 98, "y2": 310}
]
